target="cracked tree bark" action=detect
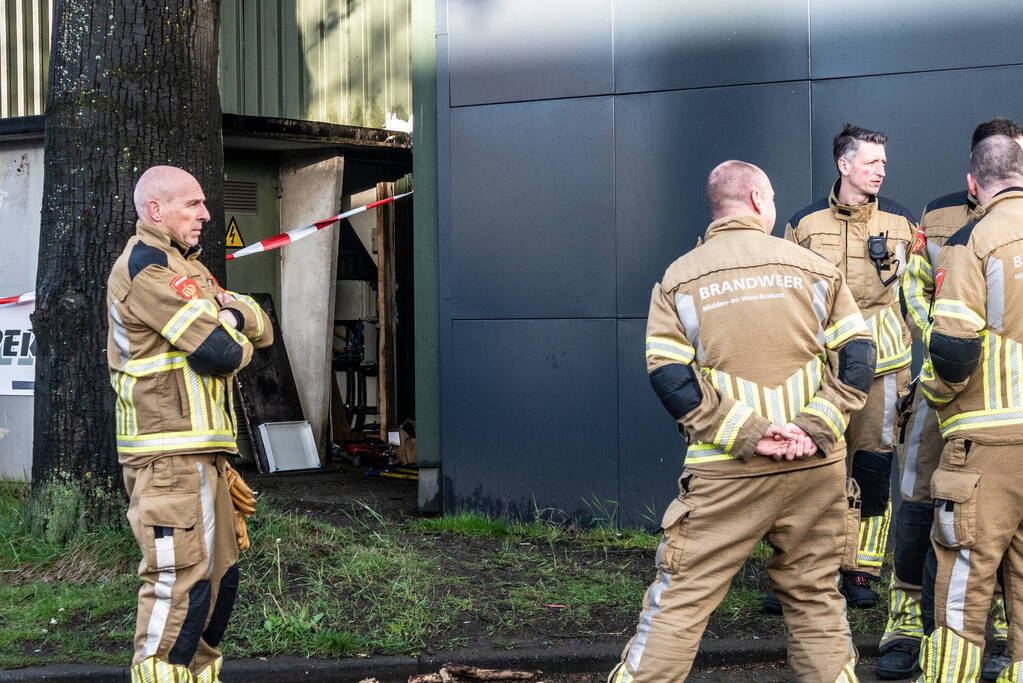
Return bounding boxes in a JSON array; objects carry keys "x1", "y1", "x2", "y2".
[{"x1": 32, "y1": 0, "x2": 224, "y2": 530}]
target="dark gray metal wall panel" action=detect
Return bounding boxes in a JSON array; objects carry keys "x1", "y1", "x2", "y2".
[
  {"x1": 615, "y1": 83, "x2": 812, "y2": 316},
  {"x1": 810, "y1": 0, "x2": 1023, "y2": 79},
  {"x1": 446, "y1": 319, "x2": 618, "y2": 519},
  {"x1": 616, "y1": 319, "x2": 684, "y2": 529},
  {"x1": 613, "y1": 0, "x2": 808, "y2": 94},
  {"x1": 447, "y1": 0, "x2": 612, "y2": 106},
  {"x1": 449, "y1": 97, "x2": 615, "y2": 319},
  {"x1": 810, "y1": 66, "x2": 1023, "y2": 217}
]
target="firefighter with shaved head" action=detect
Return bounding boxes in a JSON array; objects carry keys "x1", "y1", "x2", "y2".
[
  {"x1": 106, "y1": 166, "x2": 273, "y2": 683},
  {"x1": 610, "y1": 160, "x2": 874, "y2": 682}
]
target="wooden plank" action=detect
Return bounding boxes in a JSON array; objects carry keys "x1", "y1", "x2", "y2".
[{"x1": 375, "y1": 180, "x2": 400, "y2": 439}]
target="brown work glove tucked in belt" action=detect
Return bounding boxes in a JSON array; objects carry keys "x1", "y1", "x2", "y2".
[{"x1": 225, "y1": 462, "x2": 256, "y2": 550}]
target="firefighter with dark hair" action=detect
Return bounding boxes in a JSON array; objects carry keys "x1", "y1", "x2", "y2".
[
  {"x1": 878, "y1": 118, "x2": 1023, "y2": 681},
  {"x1": 782, "y1": 123, "x2": 916, "y2": 608},
  {"x1": 106, "y1": 166, "x2": 273, "y2": 683},
  {"x1": 917, "y1": 135, "x2": 1023, "y2": 681},
  {"x1": 610, "y1": 160, "x2": 873, "y2": 682}
]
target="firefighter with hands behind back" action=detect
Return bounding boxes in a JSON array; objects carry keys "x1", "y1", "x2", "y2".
[
  {"x1": 609, "y1": 160, "x2": 875, "y2": 682},
  {"x1": 106, "y1": 166, "x2": 273, "y2": 683},
  {"x1": 781, "y1": 124, "x2": 917, "y2": 609}
]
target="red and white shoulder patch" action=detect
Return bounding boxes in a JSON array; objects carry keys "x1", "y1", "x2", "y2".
[
  {"x1": 911, "y1": 227, "x2": 927, "y2": 254},
  {"x1": 170, "y1": 275, "x2": 200, "y2": 300},
  {"x1": 934, "y1": 268, "x2": 946, "y2": 296}
]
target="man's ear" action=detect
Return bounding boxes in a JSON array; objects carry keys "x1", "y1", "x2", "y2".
[
  {"x1": 750, "y1": 188, "x2": 763, "y2": 215},
  {"x1": 966, "y1": 173, "x2": 978, "y2": 200},
  {"x1": 147, "y1": 199, "x2": 162, "y2": 223},
  {"x1": 837, "y1": 157, "x2": 850, "y2": 176}
]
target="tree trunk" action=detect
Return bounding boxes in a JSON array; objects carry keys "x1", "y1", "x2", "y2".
[{"x1": 31, "y1": 0, "x2": 224, "y2": 533}]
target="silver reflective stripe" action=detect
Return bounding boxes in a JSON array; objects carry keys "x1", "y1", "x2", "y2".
[
  {"x1": 199, "y1": 463, "x2": 215, "y2": 574},
  {"x1": 987, "y1": 256, "x2": 1005, "y2": 332},
  {"x1": 626, "y1": 565, "x2": 671, "y2": 672},
  {"x1": 811, "y1": 280, "x2": 829, "y2": 345},
  {"x1": 126, "y1": 353, "x2": 184, "y2": 376},
  {"x1": 142, "y1": 534, "x2": 177, "y2": 656},
  {"x1": 109, "y1": 302, "x2": 131, "y2": 368},
  {"x1": 946, "y1": 548, "x2": 971, "y2": 632},
  {"x1": 882, "y1": 373, "x2": 897, "y2": 447},
  {"x1": 1011, "y1": 340, "x2": 1023, "y2": 409},
  {"x1": 900, "y1": 404, "x2": 930, "y2": 499},
  {"x1": 118, "y1": 433, "x2": 234, "y2": 450},
  {"x1": 675, "y1": 294, "x2": 704, "y2": 363},
  {"x1": 936, "y1": 502, "x2": 958, "y2": 547},
  {"x1": 764, "y1": 385, "x2": 785, "y2": 424},
  {"x1": 894, "y1": 243, "x2": 906, "y2": 278},
  {"x1": 986, "y1": 335, "x2": 1000, "y2": 410},
  {"x1": 926, "y1": 241, "x2": 940, "y2": 269}
]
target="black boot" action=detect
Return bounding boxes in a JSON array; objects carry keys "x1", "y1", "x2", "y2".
[
  {"x1": 840, "y1": 570, "x2": 879, "y2": 608},
  {"x1": 876, "y1": 638, "x2": 921, "y2": 680},
  {"x1": 761, "y1": 592, "x2": 783, "y2": 615},
  {"x1": 982, "y1": 639, "x2": 1011, "y2": 681}
]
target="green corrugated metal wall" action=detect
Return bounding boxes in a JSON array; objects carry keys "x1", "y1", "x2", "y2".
[
  {"x1": 1, "y1": 0, "x2": 412, "y2": 129},
  {"x1": 221, "y1": 0, "x2": 411, "y2": 128},
  {"x1": 0, "y1": 0, "x2": 50, "y2": 118}
]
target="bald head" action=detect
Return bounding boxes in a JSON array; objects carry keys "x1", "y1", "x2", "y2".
[
  {"x1": 968, "y1": 135, "x2": 1023, "y2": 207},
  {"x1": 133, "y1": 165, "x2": 210, "y2": 246},
  {"x1": 705, "y1": 161, "x2": 776, "y2": 230}
]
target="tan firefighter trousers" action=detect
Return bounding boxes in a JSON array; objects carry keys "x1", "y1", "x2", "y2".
[
  {"x1": 124, "y1": 453, "x2": 240, "y2": 677},
  {"x1": 920, "y1": 439, "x2": 1023, "y2": 681},
  {"x1": 610, "y1": 459, "x2": 857, "y2": 683}
]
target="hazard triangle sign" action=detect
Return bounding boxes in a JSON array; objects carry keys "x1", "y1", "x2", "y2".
[{"x1": 226, "y1": 217, "x2": 245, "y2": 248}]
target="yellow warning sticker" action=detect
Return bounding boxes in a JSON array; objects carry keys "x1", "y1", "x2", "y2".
[{"x1": 226, "y1": 217, "x2": 245, "y2": 248}]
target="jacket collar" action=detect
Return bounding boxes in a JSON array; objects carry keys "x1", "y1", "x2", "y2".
[
  {"x1": 985, "y1": 186, "x2": 1023, "y2": 212},
  {"x1": 703, "y1": 215, "x2": 767, "y2": 241},
  {"x1": 135, "y1": 220, "x2": 203, "y2": 260},
  {"x1": 829, "y1": 178, "x2": 877, "y2": 222}
]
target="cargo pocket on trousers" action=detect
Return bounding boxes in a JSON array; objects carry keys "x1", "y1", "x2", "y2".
[
  {"x1": 657, "y1": 497, "x2": 695, "y2": 574},
  {"x1": 840, "y1": 477, "x2": 862, "y2": 571},
  {"x1": 930, "y1": 467, "x2": 981, "y2": 549},
  {"x1": 138, "y1": 492, "x2": 206, "y2": 572}
]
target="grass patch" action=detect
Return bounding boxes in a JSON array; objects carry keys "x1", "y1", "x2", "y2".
[{"x1": 416, "y1": 511, "x2": 511, "y2": 537}]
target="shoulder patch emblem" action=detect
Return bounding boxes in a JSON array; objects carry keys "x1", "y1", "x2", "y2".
[
  {"x1": 911, "y1": 227, "x2": 926, "y2": 254},
  {"x1": 171, "y1": 275, "x2": 200, "y2": 300},
  {"x1": 934, "y1": 269, "x2": 946, "y2": 296}
]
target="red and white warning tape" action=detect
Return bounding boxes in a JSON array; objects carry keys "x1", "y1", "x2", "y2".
[
  {"x1": 0, "y1": 191, "x2": 413, "y2": 304},
  {"x1": 0, "y1": 291, "x2": 34, "y2": 307},
  {"x1": 226, "y1": 191, "x2": 413, "y2": 261}
]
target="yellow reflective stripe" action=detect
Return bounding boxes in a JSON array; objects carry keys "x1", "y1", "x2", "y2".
[
  {"x1": 644, "y1": 336, "x2": 695, "y2": 364},
  {"x1": 222, "y1": 319, "x2": 250, "y2": 347},
  {"x1": 933, "y1": 298, "x2": 986, "y2": 329},
  {"x1": 875, "y1": 346, "x2": 912, "y2": 374},
  {"x1": 713, "y1": 402, "x2": 752, "y2": 452},
  {"x1": 181, "y1": 365, "x2": 209, "y2": 431},
  {"x1": 786, "y1": 366, "x2": 806, "y2": 423},
  {"x1": 232, "y1": 292, "x2": 266, "y2": 340},
  {"x1": 116, "y1": 430, "x2": 235, "y2": 453},
  {"x1": 161, "y1": 299, "x2": 217, "y2": 344},
  {"x1": 802, "y1": 396, "x2": 846, "y2": 439},
  {"x1": 902, "y1": 252, "x2": 934, "y2": 336},
  {"x1": 824, "y1": 312, "x2": 869, "y2": 349},
  {"x1": 113, "y1": 374, "x2": 139, "y2": 436},
  {"x1": 1009, "y1": 340, "x2": 1023, "y2": 409},
  {"x1": 939, "y1": 407, "x2": 1023, "y2": 437},
  {"x1": 686, "y1": 442, "x2": 739, "y2": 463},
  {"x1": 123, "y1": 351, "x2": 187, "y2": 376},
  {"x1": 983, "y1": 331, "x2": 1001, "y2": 411},
  {"x1": 703, "y1": 367, "x2": 734, "y2": 399},
  {"x1": 857, "y1": 502, "x2": 891, "y2": 567},
  {"x1": 735, "y1": 377, "x2": 762, "y2": 417}
]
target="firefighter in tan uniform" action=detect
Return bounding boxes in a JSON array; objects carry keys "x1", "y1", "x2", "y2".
[
  {"x1": 106, "y1": 166, "x2": 273, "y2": 683},
  {"x1": 879, "y1": 119, "x2": 1023, "y2": 681},
  {"x1": 609, "y1": 161, "x2": 874, "y2": 683},
  {"x1": 917, "y1": 135, "x2": 1023, "y2": 682},
  {"x1": 784, "y1": 124, "x2": 916, "y2": 607}
]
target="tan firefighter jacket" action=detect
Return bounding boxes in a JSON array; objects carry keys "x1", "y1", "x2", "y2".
[
  {"x1": 106, "y1": 221, "x2": 273, "y2": 467},
  {"x1": 902, "y1": 191, "x2": 984, "y2": 341},
  {"x1": 646, "y1": 215, "x2": 875, "y2": 478},
  {"x1": 785, "y1": 180, "x2": 916, "y2": 375},
  {"x1": 921, "y1": 188, "x2": 1023, "y2": 443}
]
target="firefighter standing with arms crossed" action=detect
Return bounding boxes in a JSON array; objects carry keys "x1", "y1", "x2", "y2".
[
  {"x1": 877, "y1": 118, "x2": 1023, "y2": 681},
  {"x1": 106, "y1": 166, "x2": 272, "y2": 683},
  {"x1": 782, "y1": 124, "x2": 916, "y2": 608},
  {"x1": 610, "y1": 160, "x2": 874, "y2": 682}
]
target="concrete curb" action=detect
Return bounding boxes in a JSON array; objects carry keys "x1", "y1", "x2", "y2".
[{"x1": 0, "y1": 635, "x2": 882, "y2": 682}]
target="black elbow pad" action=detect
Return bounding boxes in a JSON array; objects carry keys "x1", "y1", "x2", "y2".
[
  {"x1": 187, "y1": 327, "x2": 243, "y2": 376},
  {"x1": 649, "y1": 364, "x2": 703, "y2": 420},
  {"x1": 838, "y1": 339, "x2": 876, "y2": 393},
  {"x1": 929, "y1": 332, "x2": 981, "y2": 383}
]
